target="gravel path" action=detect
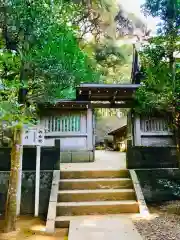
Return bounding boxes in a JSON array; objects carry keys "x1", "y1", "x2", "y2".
[{"x1": 134, "y1": 201, "x2": 180, "y2": 240}]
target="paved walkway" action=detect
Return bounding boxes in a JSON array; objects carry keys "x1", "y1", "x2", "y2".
[
  {"x1": 61, "y1": 150, "x2": 126, "y2": 171},
  {"x1": 68, "y1": 215, "x2": 142, "y2": 240}
]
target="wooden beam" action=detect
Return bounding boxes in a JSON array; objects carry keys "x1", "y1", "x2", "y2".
[
  {"x1": 90, "y1": 102, "x2": 134, "y2": 108},
  {"x1": 87, "y1": 108, "x2": 93, "y2": 150},
  {"x1": 78, "y1": 83, "x2": 141, "y2": 89},
  {"x1": 76, "y1": 84, "x2": 140, "y2": 102}
]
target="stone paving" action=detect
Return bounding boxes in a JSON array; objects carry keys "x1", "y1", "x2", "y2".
[
  {"x1": 60, "y1": 150, "x2": 126, "y2": 171},
  {"x1": 68, "y1": 215, "x2": 142, "y2": 240}
]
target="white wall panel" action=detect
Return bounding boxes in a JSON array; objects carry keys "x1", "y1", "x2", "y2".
[{"x1": 60, "y1": 137, "x2": 87, "y2": 150}]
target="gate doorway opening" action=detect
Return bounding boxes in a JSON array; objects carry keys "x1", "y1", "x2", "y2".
[{"x1": 76, "y1": 83, "x2": 139, "y2": 154}]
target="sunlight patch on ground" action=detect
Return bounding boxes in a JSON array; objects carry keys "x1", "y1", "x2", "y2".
[
  {"x1": 0, "y1": 216, "x2": 68, "y2": 240},
  {"x1": 131, "y1": 213, "x2": 159, "y2": 221},
  {"x1": 30, "y1": 224, "x2": 46, "y2": 232}
]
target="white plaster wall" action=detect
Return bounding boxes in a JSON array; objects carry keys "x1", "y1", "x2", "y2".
[
  {"x1": 44, "y1": 136, "x2": 87, "y2": 150},
  {"x1": 60, "y1": 137, "x2": 87, "y2": 151},
  {"x1": 44, "y1": 138, "x2": 55, "y2": 146}
]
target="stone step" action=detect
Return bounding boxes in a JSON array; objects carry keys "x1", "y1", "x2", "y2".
[
  {"x1": 54, "y1": 228, "x2": 69, "y2": 238},
  {"x1": 56, "y1": 200, "x2": 139, "y2": 216},
  {"x1": 59, "y1": 178, "x2": 133, "y2": 190},
  {"x1": 60, "y1": 170, "x2": 129, "y2": 179},
  {"x1": 55, "y1": 214, "x2": 139, "y2": 228},
  {"x1": 58, "y1": 189, "x2": 136, "y2": 202}
]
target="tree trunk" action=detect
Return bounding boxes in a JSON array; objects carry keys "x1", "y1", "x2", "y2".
[
  {"x1": 4, "y1": 128, "x2": 22, "y2": 233},
  {"x1": 176, "y1": 112, "x2": 180, "y2": 167}
]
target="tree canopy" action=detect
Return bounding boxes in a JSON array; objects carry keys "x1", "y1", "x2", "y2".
[
  {"x1": 135, "y1": 0, "x2": 180, "y2": 151},
  {"x1": 135, "y1": 0, "x2": 180, "y2": 114},
  {"x1": 135, "y1": 37, "x2": 180, "y2": 113},
  {"x1": 0, "y1": 0, "x2": 100, "y2": 128}
]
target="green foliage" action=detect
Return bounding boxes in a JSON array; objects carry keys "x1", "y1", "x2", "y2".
[
  {"x1": 136, "y1": 0, "x2": 180, "y2": 115},
  {"x1": 95, "y1": 43, "x2": 133, "y2": 84},
  {"x1": 0, "y1": 49, "x2": 37, "y2": 128},
  {"x1": 142, "y1": 0, "x2": 180, "y2": 33},
  {"x1": 27, "y1": 23, "x2": 99, "y2": 100},
  {"x1": 135, "y1": 39, "x2": 180, "y2": 113},
  {"x1": 0, "y1": 0, "x2": 99, "y2": 129}
]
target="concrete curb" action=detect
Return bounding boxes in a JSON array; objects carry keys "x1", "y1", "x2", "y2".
[
  {"x1": 130, "y1": 168, "x2": 178, "y2": 170},
  {"x1": 130, "y1": 170, "x2": 150, "y2": 217},
  {"x1": 46, "y1": 170, "x2": 60, "y2": 233}
]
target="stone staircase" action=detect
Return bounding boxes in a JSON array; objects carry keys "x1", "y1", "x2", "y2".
[{"x1": 49, "y1": 170, "x2": 139, "y2": 229}]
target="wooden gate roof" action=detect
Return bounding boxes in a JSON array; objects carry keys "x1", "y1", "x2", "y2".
[
  {"x1": 76, "y1": 83, "x2": 140, "y2": 108},
  {"x1": 40, "y1": 83, "x2": 140, "y2": 109}
]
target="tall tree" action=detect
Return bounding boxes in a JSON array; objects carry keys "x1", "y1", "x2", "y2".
[
  {"x1": 0, "y1": 0, "x2": 98, "y2": 232},
  {"x1": 79, "y1": 0, "x2": 148, "y2": 117},
  {"x1": 135, "y1": 0, "x2": 180, "y2": 150}
]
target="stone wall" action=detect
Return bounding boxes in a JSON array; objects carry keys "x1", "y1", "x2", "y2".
[
  {"x1": 127, "y1": 140, "x2": 178, "y2": 169},
  {"x1": 0, "y1": 171, "x2": 53, "y2": 217},
  {"x1": 0, "y1": 148, "x2": 11, "y2": 171},
  {"x1": 0, "y1": 140, "x2": 60, "y2": 217},
  {"x1": 0, "y1": 139, "x2": 60, "y2": 171},
  {"x1": 136, "y1": 169, "x2": 180, "y2": 203},
  {"x1": 0, "y1": 172, "x2": 9, "y2": 214},
  {"x1": 60, "y1": 150, "x2": 94, "y2": 162}
]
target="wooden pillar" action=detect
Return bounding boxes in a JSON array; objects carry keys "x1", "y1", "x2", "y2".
[
  {"x1": 87, "y1": 108, "x2": 93, "y2": 150},
  {"x1": 127, "y1": 110, "x2": 133, "y2": 140},
  {"x1": 134, "y1": 115, "x2": 141, "y2": 146},
  {"x1": 92, "y1": 110, "x2": 95, "y2": 145}
]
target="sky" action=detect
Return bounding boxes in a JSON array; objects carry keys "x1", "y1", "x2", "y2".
[{"x1": 120, "y1": 0, "x2": 160, "y2": 34}]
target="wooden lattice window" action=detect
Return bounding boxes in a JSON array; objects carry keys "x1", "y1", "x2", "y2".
[
  {"x1": 46, "y1": 115, "x2": 80, "y2": 132},
  {"x1": 140, "y1": 117, "x2": 169, "y2": 132}
]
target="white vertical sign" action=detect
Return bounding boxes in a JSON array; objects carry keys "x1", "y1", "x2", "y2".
[
  {"x1": 34, "y1": 127, "x2": 44, "y2": 216},
  {"x1": 36, "y1": 128, "x2": 45, "y2": 145},
  {"x1": 22, "y1": 128, "x2": 36, "y2": 146},
  {"x1": 21, "y1": 126, "x2": 45, "y2": 216},
  {"x1": 35, "y1": 145, "x2": 41, "y2": 217}
]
